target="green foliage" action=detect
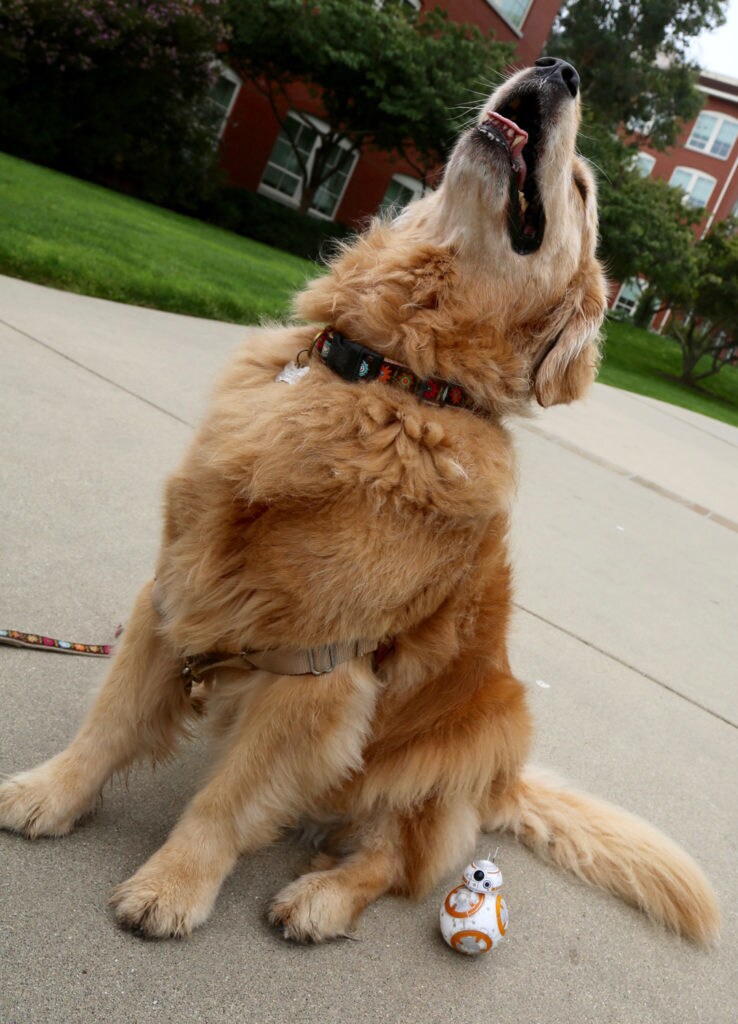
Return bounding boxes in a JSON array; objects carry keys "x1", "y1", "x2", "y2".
[
  {"x1": 549, "y1": 0, "x2": 727, "y2": 148},
  {"x1": 0, "y1": 0, "x2": 227, "y2": 205},
  {"x1": 664, "y1": 219, "x2": 738, "y2": 384},
  {"x1": 225, "y1": 0, "x2": 512, "y2": 213},
  {"x1": 577, "y1": 114, "x2": 700, "y2": 302},
  {"x1": 201, "y1": 187, "x2": 354, "y2": 261}
]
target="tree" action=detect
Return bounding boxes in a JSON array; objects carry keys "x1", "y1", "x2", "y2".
[
  {"x1": 548, "y1": 0, "x2": 727, "y2": 149},
  {"x1": 0, "y1": 0, "x2": 227, "y2": 205},
  {"x1": 575, "y1": 113, "x2": 700, "y2": 316},
  {"x1": 664, "y1": 219, "x2": 738, "y2": 385},
  {"x1": 225, "y1": 0, "x2": 511, "y2": 215}
]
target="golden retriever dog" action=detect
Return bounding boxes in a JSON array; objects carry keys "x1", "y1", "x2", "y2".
[{"x1": 0, "y1": 58, "x2": 718, "y2": 945}]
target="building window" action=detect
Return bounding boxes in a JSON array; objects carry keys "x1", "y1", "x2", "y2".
[
  {"x1": 613, "y1": 278, "x2": 644, "y2": 318},
  {"x1": 633, "y1": 152, "x2": 656, "y2": 177},
  {"x1": 491, "y1": 1, "x2": 533, "y2": 30},
  {"x1": 210, "y1": 65, "x2": 241, "y2": 138},
  {"x1": 379, "y1": 174, "x2": 424, "y2": 214},
  {"x1": 259, "y1": 112, "x2": 358, "y2": 221},
  {"x1": 686, "y1": 111, "x2": 738, "y2": 160},
  {"x1": 668, "y1": 166, "x2": 716, "y2": 208}
]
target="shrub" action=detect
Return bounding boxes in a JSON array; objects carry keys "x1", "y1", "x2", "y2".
[
  {"x1": 0, "y1": 0, "x2": 226, "y2": 205},
  {"x1": 200, "y1": 188, "x2": 355, "y2": 262}
]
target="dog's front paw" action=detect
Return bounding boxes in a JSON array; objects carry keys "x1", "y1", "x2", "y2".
[
  {"x1": 0, "y1": 759, "x2": 97, "y2": 838},
  {"x1": 269, "y1": 871, "x2": 357, "y2": 943},
  {"x1": 110, "y1": 862, "x2": 218, "y2": 939}
]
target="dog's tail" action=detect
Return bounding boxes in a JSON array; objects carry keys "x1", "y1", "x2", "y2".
[{"x1": 481, "y1": 766, "x2": 719, "y2": 946}]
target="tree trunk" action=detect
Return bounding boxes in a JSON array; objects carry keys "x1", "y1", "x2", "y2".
[{"x1": 297, "y1": 184, "x2": 316, "y2": 217}]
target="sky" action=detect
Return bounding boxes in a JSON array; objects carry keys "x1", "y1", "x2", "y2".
[{"x1": 688, "y1": 0, "x2": 738, "y2": 78}]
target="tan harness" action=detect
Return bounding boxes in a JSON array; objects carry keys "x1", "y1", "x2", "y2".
[{"x1": 152, "y1": 580, "x2": 382, "y2": 684}]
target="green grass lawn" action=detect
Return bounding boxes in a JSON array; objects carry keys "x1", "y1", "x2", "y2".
[
  {"x1": 600, "y1": 318, "x2": 738, "y2": 428},
  {"x1": 0, "y1": 152, "x2": 314, "y2": 324},
  {"x1": 2, "y1": 151, "x2": 736, "y2": 427}
]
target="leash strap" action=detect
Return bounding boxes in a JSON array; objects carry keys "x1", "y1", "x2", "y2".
[
  {"x1": 0, "y1": 627, "x2": 114, "y2": 657},
  {"x1": 313, "y1": 327, "x2": 481, "y2": 413}
]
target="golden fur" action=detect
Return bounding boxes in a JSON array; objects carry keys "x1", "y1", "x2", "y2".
[{"x1": 0, "y1": 66, "x2": 718, "y2": 945}]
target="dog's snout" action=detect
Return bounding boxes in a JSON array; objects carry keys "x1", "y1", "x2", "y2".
[{"x1": 534, "y1": 57, "x2": 580, "y2": 98}]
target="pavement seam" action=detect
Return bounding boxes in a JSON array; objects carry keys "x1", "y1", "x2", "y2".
[
  {"x1": 519, "y1": 422, "x2": 738, "y2": 533},
  {"x1": 0, "y1": 317, "x2": 195, "y2": 429},
  {"x1": 515, "y1": 602, "x2": 737, "y2": 731}
]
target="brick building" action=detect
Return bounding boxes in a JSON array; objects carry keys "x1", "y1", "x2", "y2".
[
  {"x1": 612, "y1": 69, "x2": 738, "y2": 320},
  {"x1": 213, "y1": 1, "x2": 562, "y2": 227}
]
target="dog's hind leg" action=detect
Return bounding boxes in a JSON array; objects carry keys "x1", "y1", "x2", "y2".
[
  {"x1": 0, "y1": 580, "x2": 190, "y2": 838},
  {"x1": 269, "y1": 798, "x2": 480, "y2": 943},
  {"x1": 110, "y1": 661, "x2": 379, "y2": 938}
]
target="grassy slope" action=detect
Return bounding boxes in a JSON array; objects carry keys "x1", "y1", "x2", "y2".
[
  {"x1": 0, "y1": 152, "x2": 314, "y2": 324},
  {"x1": 600, "y1": 319, "x2": 738, "y2": 428},
  {"x1": 1, "y1": 151, "x2": 736, "y2": 427}
]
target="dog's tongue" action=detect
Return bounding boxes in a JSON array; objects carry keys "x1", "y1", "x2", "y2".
[{"x1": 485, "y1": 112, "x2": 528, "y2": 188}]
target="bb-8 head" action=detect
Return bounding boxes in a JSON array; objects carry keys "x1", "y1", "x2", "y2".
[{"x1": 463, "y1": 859, "x2": 503, "y2": 893}]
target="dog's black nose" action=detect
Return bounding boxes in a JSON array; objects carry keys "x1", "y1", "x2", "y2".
[{"x1": 534, "y1": 57, "x2": 580, "y2": 98}]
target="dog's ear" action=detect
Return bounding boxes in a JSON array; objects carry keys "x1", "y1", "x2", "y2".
[{"x1": 533, "y1": 264, "x2": 607, "y2": 408}]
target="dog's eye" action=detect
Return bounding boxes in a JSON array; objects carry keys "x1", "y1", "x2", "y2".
[{"x1": 573, "y1": 175, "x2": 588, "y2": 202}]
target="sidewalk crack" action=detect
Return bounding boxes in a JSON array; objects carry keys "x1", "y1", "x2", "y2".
[
  {"x1": 514, "y1": 603, "x2": 737, "y2": 731},
  {"x1": 0, "y1": 317, "x2": 195, "y2": 429}
]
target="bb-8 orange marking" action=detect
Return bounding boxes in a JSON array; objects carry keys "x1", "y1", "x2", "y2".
[{"x1": 439, "y1": 858, "x2": 508, "y2": 956}]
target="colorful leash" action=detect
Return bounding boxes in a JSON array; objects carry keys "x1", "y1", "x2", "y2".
[{"x1": 0, "y1": 626, "x2": 122, "y2": 657}]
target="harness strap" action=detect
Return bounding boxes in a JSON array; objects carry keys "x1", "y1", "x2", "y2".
[{"x1": 182, "y1": 638, "x2": 380, "y2": 684}]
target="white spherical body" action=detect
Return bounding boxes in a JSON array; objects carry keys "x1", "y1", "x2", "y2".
[{"x1": 439, "y1": 860, "x2": 508, "y2": 956}]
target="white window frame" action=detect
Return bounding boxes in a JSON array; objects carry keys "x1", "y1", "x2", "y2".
[
  {"x1": 258, "y1": 112, "x2": 358, "y2": 222},
  {"x1": 488, "y1": 1, "x2": 533, "y2": 34},
  {"x1": 379, "y1": 173, "x2": 425, "y2": 215},
  {"x1": 686, "y1": 111, "x2": 738, "y2": 161},
  {"x1": 375, "y1": 0, "x2": 420, "y2": 8},
  {"x1": 633, "y1": 151, "x2": 656, "y2": 177},
  {"x1": 668, "y1": 166, "x2": 717, "y2": 209},
  {"x1": 612, "y1": 278, "x2": 646, "y2": 318},
  {"x1": 210, "y1": 64, "x2": 241, "y2": 140}
]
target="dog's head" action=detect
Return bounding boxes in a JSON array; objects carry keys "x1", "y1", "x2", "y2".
[{"x1": 297, "y1": 59, "x2": 607, "y2": 411}]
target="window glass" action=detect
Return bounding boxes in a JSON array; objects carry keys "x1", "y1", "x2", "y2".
[
  {"x1": 687, "y1": 112, "x2": 738, "y2": 159},
  {"x1": 260, "y1": 113, "x2": 355, "y2": 219},
  {"x1": 712, "y1": 119, "x2": 738, "y2": 159},
  {"x1": 492, "y1": 1, "x2": 532, "y2": 30},
  {"x1": 209, "y1": 67, "x2": 240, "y2": 137},
  {"x1": 669, "y1": 167, "x2": 715, "y2": 209},
  {"x1": 669, "y1": 168, "x2": 692, "y2": 192},
  {"x1": 633, "y1": 152, "x2": 655, "y2": 177},
  {"x1": 689, "y1": 175, "x2": 715, "y2": 208},
  {"x1": 687, "y1": 112, "x2": 718, "y2": 151},
  {"x1": 379, "y1": 176, "x2": 422, "y2": 213},
  {"x1": 614, "y1": 278, "x2": 642, "y2": 317}
]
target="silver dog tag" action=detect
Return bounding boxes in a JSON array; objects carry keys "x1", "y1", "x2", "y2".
[{"x1": 275, "y1": 360, "x2": 310, "y2": 385}]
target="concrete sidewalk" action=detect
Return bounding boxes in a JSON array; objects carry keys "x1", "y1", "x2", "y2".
[{"x1": 1, "y1": 276, "x2": 736, "y2": 1024}]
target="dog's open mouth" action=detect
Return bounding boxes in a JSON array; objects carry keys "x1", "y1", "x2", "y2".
[{"x1": 477, "y1": 91, "x2": 545, "y2": 255}]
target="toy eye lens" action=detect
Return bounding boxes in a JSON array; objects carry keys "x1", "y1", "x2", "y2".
[
  {"x1": 473, "y1": 869, "x2": 485, "y2": 881},
  {"x1": 484, "y1": 880, "x2": 492, "y2": 889}
]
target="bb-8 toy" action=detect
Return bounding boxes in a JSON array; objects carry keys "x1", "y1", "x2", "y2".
[{"x1": 440, "y1": 858, "x2": 508, "y2": 956}]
